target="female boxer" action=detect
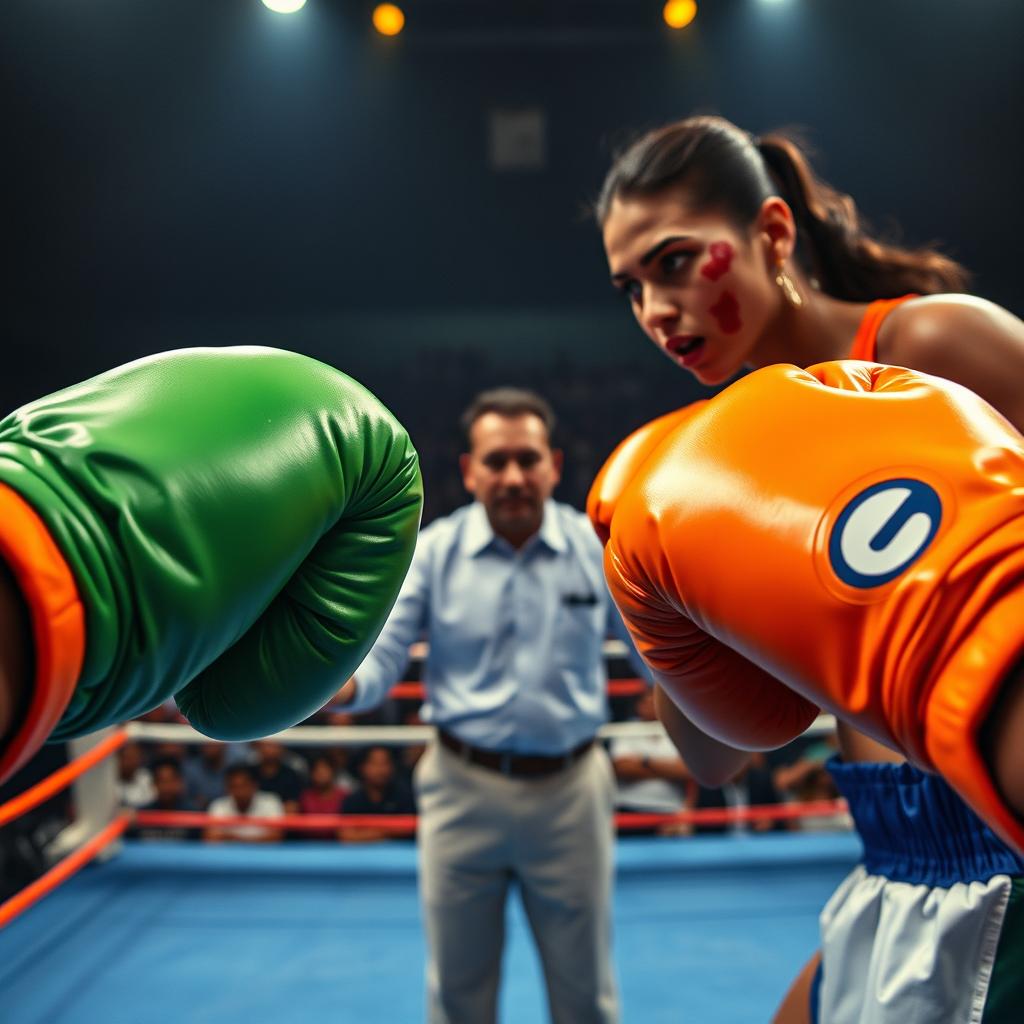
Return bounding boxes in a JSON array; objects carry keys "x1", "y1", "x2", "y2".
[{"x1": 597, "y1": 114, "x2": 1024, "y2": 1024}]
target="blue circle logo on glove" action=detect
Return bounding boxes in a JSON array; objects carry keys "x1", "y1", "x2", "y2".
[{"x1": 828, "y1": 479, "x2": 942, "y2": 589}]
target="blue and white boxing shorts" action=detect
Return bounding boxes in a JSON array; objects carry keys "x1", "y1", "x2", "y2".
[{"x1": 811, "y1": 758, "x2": 1024, "y2": 1023}]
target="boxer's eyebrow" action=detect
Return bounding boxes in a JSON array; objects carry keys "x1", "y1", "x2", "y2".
[
  {"x1": 640, "y1": 236, "x2": 692, "y2": 266},
  {"x1": 610, "y1": 235, "x2": 692, "y2": 283}
]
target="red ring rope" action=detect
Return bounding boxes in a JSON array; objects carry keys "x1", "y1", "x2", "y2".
[
  {"x1": 132, "y1": 799, "x2": 848, "y2": 835},
  {"x1": 385, "y1": 679, "x2": 647, "y2": 702}
]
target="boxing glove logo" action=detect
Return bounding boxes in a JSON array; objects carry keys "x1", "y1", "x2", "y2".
[{"x1": 828, "y1": 479, "x2": 942, "y2": 588}]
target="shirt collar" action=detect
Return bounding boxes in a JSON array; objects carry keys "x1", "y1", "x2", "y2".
[
  {"x1": 536, "y1": 499, "x2": 568, "y2": 554},
  {"x1": 461, "y1": 499, "x2": 568, "y2": 557}
]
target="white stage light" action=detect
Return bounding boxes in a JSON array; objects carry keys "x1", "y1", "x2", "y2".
[{"x1": 262, "y1": 0, "x2": 307, "y2": 14}]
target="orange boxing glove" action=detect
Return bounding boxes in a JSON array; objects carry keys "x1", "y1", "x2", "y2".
[
  {"x1": 587, "y1": 404, "x2": 706, "y2": 545},
  {"x1": 605, "y1": 360, "x2": 1024, "y2": 850},
  {"x1": 588, "y1": 401, "x2": 820, "y2": 750}
]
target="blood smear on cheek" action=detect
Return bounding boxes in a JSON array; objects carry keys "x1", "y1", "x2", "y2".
[
  {"x1": 709, "y1": 291, "x2": 742, "y2": 334},
  {"x1": 700, "y1": 241, "x2": 734, "y2": 282}
]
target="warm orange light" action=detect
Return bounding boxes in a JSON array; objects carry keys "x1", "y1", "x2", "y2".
[
  {"x1": 663, "y1": 0, "x2": 697, "y2": 30},
  {"x1": 373, "y1": 4, "x2": 405, "y2": 37}
]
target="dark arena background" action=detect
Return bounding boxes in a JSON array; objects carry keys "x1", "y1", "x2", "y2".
[
  {"x1": 4, "y1": 0, "x2": 1022, "y2": 521},
  {"x1": 3, "y1": 4, "x2": 1024, "y2": 1023}
]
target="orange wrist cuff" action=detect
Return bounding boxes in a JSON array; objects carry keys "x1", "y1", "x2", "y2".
[
  {"x1": 0, "y1": 481, "x2": 85, "y2": 787},
  {"x1": 925, "y1": 582, "x2": 1024, "y2": 854}
]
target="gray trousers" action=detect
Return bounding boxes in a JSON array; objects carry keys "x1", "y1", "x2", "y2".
[{"x1": 414, "y1": 740, "x2": 619, "y2": 1024}]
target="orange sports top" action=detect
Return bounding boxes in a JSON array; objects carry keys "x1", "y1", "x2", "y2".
[{"x1": 848, "y1": 295, "x2": 919, "y2": 361}]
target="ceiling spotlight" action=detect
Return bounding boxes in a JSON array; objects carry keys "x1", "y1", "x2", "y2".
[
  {"x1": 262, "y1": 0, "x2": 307, "y2": 13},
  {"x1": 373, "y1": 4, "x2": 406, "y2": 37},
  {"x1": 663, "y1": 0, "x2": 697, "y2": 30}
]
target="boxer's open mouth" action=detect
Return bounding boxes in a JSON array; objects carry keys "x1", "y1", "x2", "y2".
[
  {"x1": 666, "y1": 336, "x2": 706, "y2": 366},
  {"x1": 666, "y1": 335, "x2": 703, "y2": 356}
]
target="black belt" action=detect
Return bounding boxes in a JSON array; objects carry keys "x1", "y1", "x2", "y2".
[{"x1": 438, "y1": 730, "x2": 594, "y2": 778}]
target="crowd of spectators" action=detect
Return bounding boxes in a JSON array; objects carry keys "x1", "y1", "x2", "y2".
[
  {"x1": 609, "y1": 689, "x2": 846, "y2": 838},
  {"x1": 120, "y1": 685, "x2": 846, "y2": 843},
  {"x1": 120, "y1": 719, "x2": 417, "y2": 844}
]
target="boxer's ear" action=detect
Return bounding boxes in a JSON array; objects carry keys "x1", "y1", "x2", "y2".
[{"x1": 754, "y1": 196, "x2": 797, "y2": 268}]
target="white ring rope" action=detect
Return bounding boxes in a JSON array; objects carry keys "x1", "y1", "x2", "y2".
[{"x1": 126, "y1": 715, "x2": 838, "y2": 747}]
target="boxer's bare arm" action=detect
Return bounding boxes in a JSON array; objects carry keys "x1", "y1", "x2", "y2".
[
  {"x1": 835, "y1": 720, "x2": 904, "y2": 763},
  {"x1": 982, "y1": 656, "x2": 1024, "y2": 824},
  {"x1": 654, "y1": 684, "x2": 751, "y2": 786},
  {"x1": 0, "y1": 557, "x2": 31, "y2": 749}
]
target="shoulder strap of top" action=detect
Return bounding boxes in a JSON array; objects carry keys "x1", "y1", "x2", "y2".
[{"x1": 848, "y1": 295, "x2": 919, "y2": 361}]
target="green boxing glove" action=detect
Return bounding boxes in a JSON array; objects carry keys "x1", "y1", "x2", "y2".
[{"x1": 0, "y1": 347, "x2": 422, "y2": 783}]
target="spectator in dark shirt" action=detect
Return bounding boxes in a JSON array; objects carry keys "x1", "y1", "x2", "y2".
[
  {"x1": 340, "y1": 746, "x2": 415, "y2": 843},
  {"x1": 251, "y1": 740, "x2": 306, "y2": 814},
  {"x1": 131, "y1": 757, "x2": 199, "y2": 841},
  {"x1": 183, "y1": 742, "x2": 246, "y2": 810}
]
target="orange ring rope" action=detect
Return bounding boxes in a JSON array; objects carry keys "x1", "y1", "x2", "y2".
[
  {"x1": 0, "y1": 812, "x2": 130, "y2": 929},
  {"x1": 0, "y1": 729, "x2": 127, "y2": 828}
]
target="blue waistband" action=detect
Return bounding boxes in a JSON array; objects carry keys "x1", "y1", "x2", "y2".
[{"x1": 826, "y1": 757, "x2": 1024, "y2": 886}]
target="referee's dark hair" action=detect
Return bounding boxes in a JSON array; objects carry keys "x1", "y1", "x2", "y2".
[{"x1": 460, "y1": 388, "x2": 557, "y2": 446}]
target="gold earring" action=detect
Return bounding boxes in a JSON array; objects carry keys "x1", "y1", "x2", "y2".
[{"x1": 775, "y1": 263, "x2": 804, "y2": 309}]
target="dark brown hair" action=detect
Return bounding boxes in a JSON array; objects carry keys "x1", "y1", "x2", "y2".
[
  {"x1": 596, "y1": 115, "x2": 969, "y2": 300},
  {"x1": 460, "y1": 387, "x2": 557, "y2": 445}
]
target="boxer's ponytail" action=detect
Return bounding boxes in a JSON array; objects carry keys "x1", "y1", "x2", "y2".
[
  {"x1": 754, "y1": 133, "x2": 968, "y2": 298},
  {"x1": 596, "y1": 116, "x2": 969, "y2": 300}
]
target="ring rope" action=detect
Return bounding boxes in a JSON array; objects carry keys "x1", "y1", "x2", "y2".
[
  {"x1": 388, "y1": 679, "x2": 648, "y2": 701},
  {"x1": 0, "y1": 812, "x2": 130, "y2": 929},
  {"x1": 133, "y1": 799, "x2": 849, "y2": 836},
  {"x1": 0, "y1": 718, "x2": 845, "y2": 932},
  {"x1": 0, "y1": 729, "x2": 127, "y2": 828},
  {"x1": 126, "y1": 715, "x2": 838, "y2": 746}
]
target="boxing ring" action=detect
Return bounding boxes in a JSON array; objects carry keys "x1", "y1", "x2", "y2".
[
  {"x1": 1, "y1": 831, "x2": 858, "y2": 1023},
  {"x1": 1, "y1": 659, "x2": 859, "y2": 1023}
]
